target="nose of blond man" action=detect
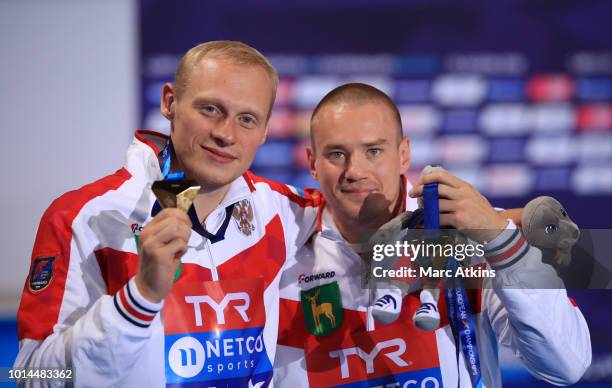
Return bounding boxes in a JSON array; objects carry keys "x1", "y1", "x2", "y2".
[{"x1": 210, "y1": 118, "x2": 237, "y2": 146}]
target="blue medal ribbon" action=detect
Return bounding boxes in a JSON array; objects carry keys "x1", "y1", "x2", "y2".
[
  {"x1": 423, "y1": 183, "x2": 441, "y2": 231},
  {"x1": 155, "y1": 138, "x2": 186, "y2": 282},
  {"x1": 423, "y1": 183, "x2": 482, "y2": 388},
  {"x1": 158, "y1": 138, "x2": 185, "y2": 181},
  {"x1": 151, "y1": 138, "x2": 186, "y2": 216}
]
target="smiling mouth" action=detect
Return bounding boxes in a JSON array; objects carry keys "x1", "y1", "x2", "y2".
[
  {"x1": 341, "y1": 188, "x2": 376, "y2": 195},
  {"x1": 200, "y1": 145, "x2": 237, "y2": 163}
]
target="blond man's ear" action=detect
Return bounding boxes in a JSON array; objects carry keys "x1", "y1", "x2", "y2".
[{"x1": 160, "y1": 83, "x2": 176, "y2": 121}]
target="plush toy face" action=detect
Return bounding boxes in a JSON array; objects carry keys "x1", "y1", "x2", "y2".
[{"x1": 522, "y1": 196, "x2": 580, "y2": 250}]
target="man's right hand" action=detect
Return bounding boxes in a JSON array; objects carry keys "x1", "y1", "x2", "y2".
[{"x1": 135, "y1": 208, "x2": 192, "y2": 303}]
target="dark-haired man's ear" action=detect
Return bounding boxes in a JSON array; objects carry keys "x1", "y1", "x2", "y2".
[{"x1": 307, "y1": 146, "x2": 318, "y2": 180}]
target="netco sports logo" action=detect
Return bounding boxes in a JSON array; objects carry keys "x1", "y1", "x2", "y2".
[{"x1": 163, "y1": 278, "x2": 272, "y2": 387}]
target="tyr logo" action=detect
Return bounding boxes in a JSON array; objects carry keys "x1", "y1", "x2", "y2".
[
  {"x1": 185, "y1": 292, "x2": 251, "y2": 326},
  {"x1": 329, "y1": 338, "x2": 410, "y2": 379}
]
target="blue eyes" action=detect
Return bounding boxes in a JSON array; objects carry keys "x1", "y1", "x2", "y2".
[
  {"x1": 202, "y1": 105, "x2": 218, "y2": 115},
  {"x1": 327, "y1": 149, "x2": 382, "y2": 161},
  {"x1": 200, "y1": 105, "x2": 257, "y2": 127},
  {"x1": 239, "y1": 115, "x2": 258, "y2": 128},
  {"x1": 328, "y1": 151, "x2": 345, "y2": 160}
]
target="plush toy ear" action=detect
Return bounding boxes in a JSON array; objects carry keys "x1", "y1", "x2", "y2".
[
  {"x1": 522, "y1": 196, "x2": 558, "y2": 249},
  {"x1": 522, "y1": 196, "x2": 580, "y2": 250}
]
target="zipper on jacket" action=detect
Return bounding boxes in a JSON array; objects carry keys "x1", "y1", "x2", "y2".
[
  {"x1": 366, "y1": 287, "x2": 375, "y2": 332},
  {"x1": 365, "y1": 269, "x2": 375, "y2": 332},
  {"x1": 203, "y1": 222, "x2": 219, "y2": 281}
]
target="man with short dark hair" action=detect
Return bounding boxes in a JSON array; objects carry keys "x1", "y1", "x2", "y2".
[
  {"x1": 308, "y1": 83, "x2": 410, "y2": 241},
  {"x1": 15, "y1": 41, "x2": 320, "y2": 387},
  {"x1": 274, "y1": 83, "x2": 591, "y2": 387}
]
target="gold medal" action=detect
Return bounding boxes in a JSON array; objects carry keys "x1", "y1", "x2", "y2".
[{"x1": 151, "y1": 179, "x2": 200, "y2": 212}]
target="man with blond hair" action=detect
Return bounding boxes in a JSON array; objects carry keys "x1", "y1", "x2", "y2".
[{"x1": 15, "y1": 41, "x2": 319, "y2": 387}]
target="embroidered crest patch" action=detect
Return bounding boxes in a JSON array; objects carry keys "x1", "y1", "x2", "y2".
[
  {"x1": 300, "y1": 282, "x2": 343, "y2": 336},
  {"x1": 232, "y1": 199, "x2": 255, "y2": 236},
  {"x1": 28, "y1": 256, "x2": 56, "y2": 293}
]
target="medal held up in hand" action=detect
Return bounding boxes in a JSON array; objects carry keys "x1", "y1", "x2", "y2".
[{"x1": 151, "y1": 178, "x2": 200, "y2": 212}]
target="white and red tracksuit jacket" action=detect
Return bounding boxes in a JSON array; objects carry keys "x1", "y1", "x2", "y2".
[
  {"x1": 15, "y1": 130, "x2": 320, "y2": 387},
  {"x1": 275, "y1": 195, "x2": 592, "y2": 387}
]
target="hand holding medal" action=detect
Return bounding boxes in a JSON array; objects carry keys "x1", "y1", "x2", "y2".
[{"x1": 134, "y1": 140, "x2": 200, "y2": 303}]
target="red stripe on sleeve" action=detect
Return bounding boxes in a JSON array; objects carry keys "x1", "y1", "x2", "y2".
[
  {"x1": 487, "y1": 234, "x2": 526, "y2": 264},
  {"x1": 17, "y1": 168, "x2": 132, "y2": 340},
  {"x1": 118, "y1": 286, "x2": 155, "y2": 322}
]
